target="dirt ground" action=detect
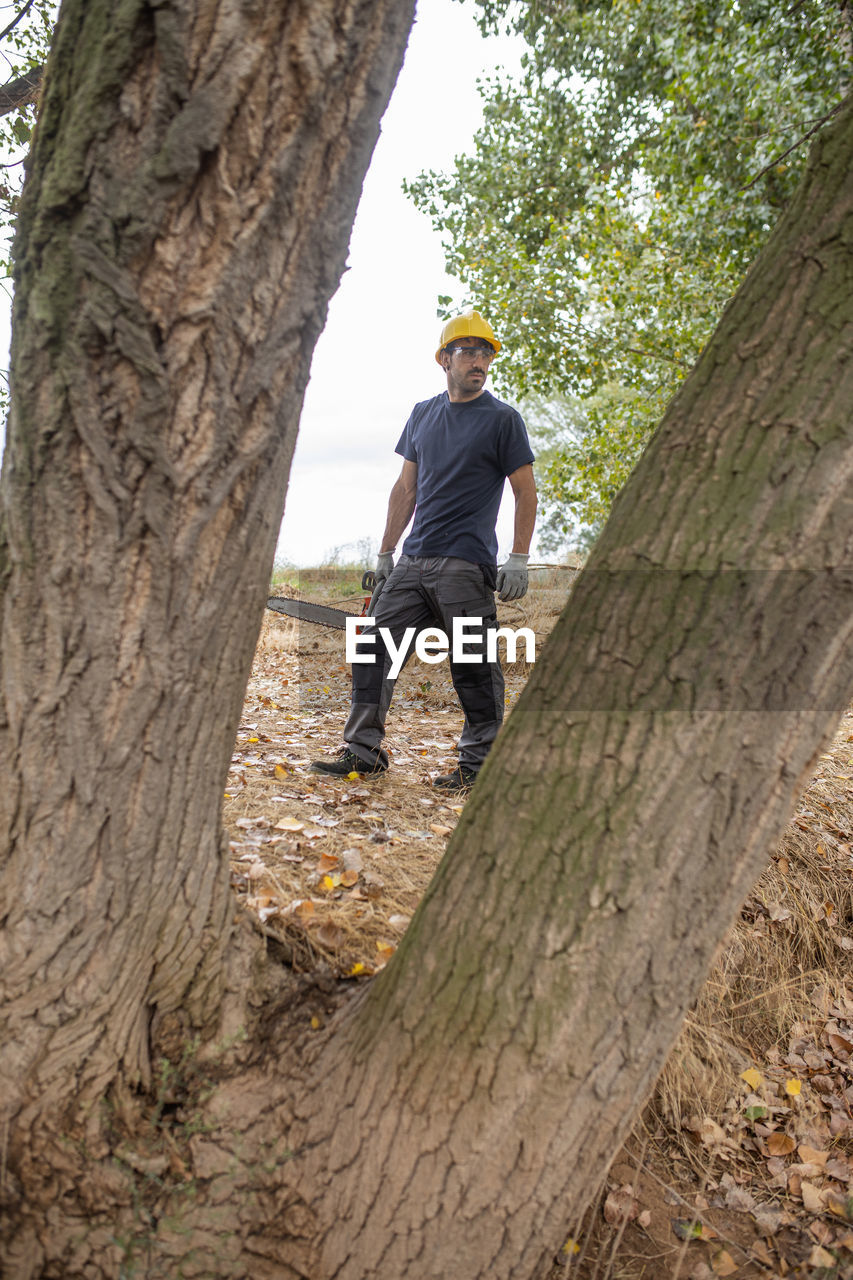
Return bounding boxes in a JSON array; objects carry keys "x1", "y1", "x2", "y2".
[{"x1": 224, "y1": 570, "x2": 853, "y2": 1280}]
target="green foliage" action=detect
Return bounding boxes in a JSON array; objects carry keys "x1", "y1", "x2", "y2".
[
  {"x1": 409, "y1": 0, "x2": 848, "y2": 532},
  {"x1": 0, "y1": 3, "x2": 57, "y2": 411},
  {"x1": 0, "y1": 3, "x2": 56, "y2": 256}
]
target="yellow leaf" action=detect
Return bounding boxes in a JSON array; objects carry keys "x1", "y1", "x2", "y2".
[
  {"x1": 274, "y1": 817, "x2": 304, "y2": 832},
  {"x1": 785, "y1": 1078, "x2": 802, "y2": 1096},
  {"x1": 562, "y1": 1238, "x2": 581, "y2": 1256},
  {"x1": 274, "y1": 764, "x2": 289, "y2": 779},
  {"x1": 347, "y1": 771, "x2": 360, "y2": 780},
  {"x1": 349, "y1": 963, "x2": 366, "y2": 976},
  {"x1": 310, "y1": 1015, "x2": 320, "y2": 1030},
  {"x1": 321, "y1": 874, "x2": 341, "y2": 891},
  {"x1": 247, "y1": 737, "x2": 259, "y2": 743},
  {"x1": 740, "y1": 1067, "x2": 762, "y2": 1090}
]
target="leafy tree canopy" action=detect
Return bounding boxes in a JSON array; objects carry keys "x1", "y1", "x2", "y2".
[{"x1": 406, "y1": 0, "x2": 849, "y2": 542}]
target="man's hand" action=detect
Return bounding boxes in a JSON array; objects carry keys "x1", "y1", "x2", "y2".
[
  {"x1": 368, "y1": 551, "x2": 395, "y2": 615},
  {"x1": 496, "y1": 552, "x2": 529, "y2": 601},
  {"x1": 376, "y1": 551, "x2": 395, "y2": 584}
]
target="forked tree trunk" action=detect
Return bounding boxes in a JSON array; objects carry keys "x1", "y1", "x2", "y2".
[
  {"x1": 0, "y1": 0, "x2": 412, "y2": 1162},
  {"x1": 2, "y1": 3, "x2": 851, "y2": 1276},
  {"x1": 280, "y1": 97, "x2": 853, "y2": 1280}
]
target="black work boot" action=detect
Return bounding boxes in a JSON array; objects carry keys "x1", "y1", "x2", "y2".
[
  {"x1": 309, "y1": 747, "x2": 386, "y2": 777},
  {"x1": 432, "y1": 764, "x2": 478, "y2": 792}
]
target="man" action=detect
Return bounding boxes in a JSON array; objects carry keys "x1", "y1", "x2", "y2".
[{"x1": 311, "y1": 310, "x2": 537, "y2": 792}]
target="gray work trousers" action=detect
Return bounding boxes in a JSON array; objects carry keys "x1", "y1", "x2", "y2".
[{"x1": 344, "y1": 555, "x2": 504, "y2": 772}]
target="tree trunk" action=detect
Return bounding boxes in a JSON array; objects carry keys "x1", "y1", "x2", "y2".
[
  {"x1": 284, "y1": 96, "x2": 853, "y2": 1280},
  {"x1": 0, "y1": 0, "x2": 412, "y2": 1188}
]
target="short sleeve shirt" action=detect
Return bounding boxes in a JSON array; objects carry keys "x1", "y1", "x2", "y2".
[{"x1": 395, "y1": 389, "x2": 534, "y2": 566}]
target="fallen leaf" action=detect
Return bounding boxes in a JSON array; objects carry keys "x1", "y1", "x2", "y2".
[
  {"x1": 604, "y1": 1185, "x2": 639, "y2": 1225},
  {"x1": 767, "y1": 1133, "x2": 796, "y2": 1156},
  {"x1": 740, "y1": 1067, "x2": 762, "y2": 1090},
  {"x1": 808, "y1": 1245, "x2": 836, "y2": 1268},
  {"x1": 798, "y1": 1144, "x2": 829, "y2": 1166},
  {"x1": 317, "y1": 852, "x2": 341, "y2": 872},
  {"x1": 429, "y1": 823, "x2": 453, "y2": 837},
  {"x1": 750, "y1": 1240, "x2": 774, "y2": 1267},
  {"x1": 316, "y1": 921, "x2": 345, "y2": 949},
  {"x1": 274, "y1": 764, "x2": 289, "y2": 779},
  {"x1": 711, "y1": 1248, "x2": 737, "y2": 1275},
  {"x1": 274, "y1": 817, "x2": 305, "y2": 832},
  {"x1": 785, "y1": 1078, "x2": 802, "y2": 1096},
  {"x1": 801, "y1": 1181, "x2": 825, "y2": 1214},
  {"x1": 673, "y1": 1219, "x2": 716, "y2": 1242},
  {"x1": 340, "y1": 869, "x2": 359, "y2": 887},
  {"x1": 562, "y1": 1238, "x2": 581, "y2": 1256},
  {"x1": 826, "y1": 1189, "x2": 853, "y2": 1219}
]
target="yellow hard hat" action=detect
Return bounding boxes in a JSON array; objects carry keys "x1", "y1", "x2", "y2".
[{"x1": 435, "y1": 310, "x2": 501, "y2": 364}]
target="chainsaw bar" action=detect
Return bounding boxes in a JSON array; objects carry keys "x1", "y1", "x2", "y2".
[{"x1": 266, "y1": 596, "x2": 354, "y2": 630}]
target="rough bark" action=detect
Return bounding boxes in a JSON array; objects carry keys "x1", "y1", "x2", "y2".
[
  {"x1": 281, "y1": 97, "x2": 853, "y2": 1280},
  {"x1": 0, "y1": 0, "x2": 412, "y2": 1212}
]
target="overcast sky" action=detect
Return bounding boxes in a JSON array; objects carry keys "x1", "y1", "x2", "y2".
[{"x1": 277, "y1": 0, "x2": 528, "y2": 567}]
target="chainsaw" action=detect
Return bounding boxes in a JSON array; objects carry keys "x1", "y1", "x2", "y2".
[{"x1": 266, "y1": 572, "x2": 378, "y2": 630}]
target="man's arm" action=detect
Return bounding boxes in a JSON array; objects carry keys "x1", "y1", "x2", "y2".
[
  {"x1": 380, "y1": 459, "x2": 418, "y2": 553},
  {"x1": 508, "y1": 463, "x2": 537, "y2": 553}
]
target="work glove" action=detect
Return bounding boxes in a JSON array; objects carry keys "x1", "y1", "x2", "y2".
[
  {"x1": 496, "y1": 552, "x2": 529, "y2": 602},
  {"x1": 375, "y1": 551, "x2": 395, "y2": 585},
  {"x1": 368, "y1": 551, "x2": 395, "y2": 615}
]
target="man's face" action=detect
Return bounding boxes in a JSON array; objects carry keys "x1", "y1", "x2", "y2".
[{"x1": 442, "y1": 339, "x2": 495, "y2": 399}]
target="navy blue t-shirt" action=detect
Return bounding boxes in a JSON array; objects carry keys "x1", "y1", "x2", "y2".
[{"x1": 395, "y1": 389, "x2": 534, "y2": 567}]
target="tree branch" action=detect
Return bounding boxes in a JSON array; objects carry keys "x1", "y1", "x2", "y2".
[
  {"x1": 0, "y1": 64, "x2": 43, "y2": 116},
  {"x1": 740, "y1": 99, "x2": 847, "y2": 191},
  {"x1": 0, "y1": 0, "x2": 38, "y2": 44}
]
